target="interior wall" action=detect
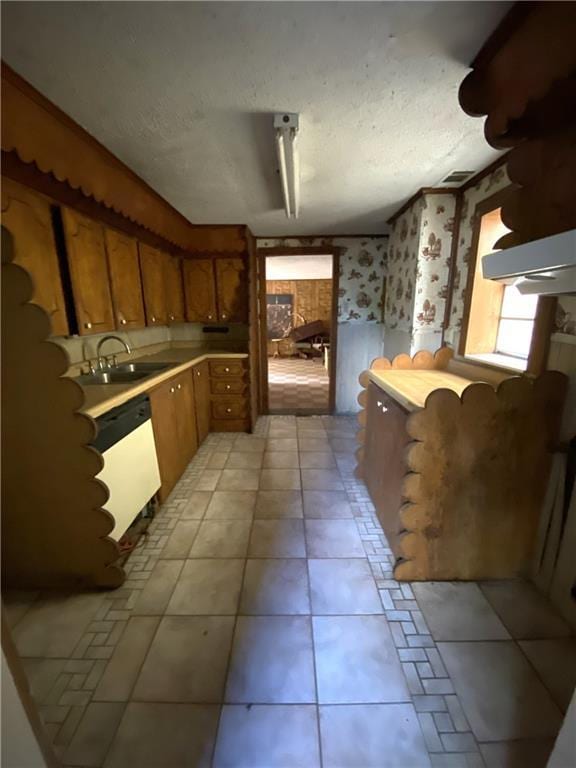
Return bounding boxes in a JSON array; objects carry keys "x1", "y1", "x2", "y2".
[
  {"x1": 266, "y1": 279, "x2": 332, "y2": 330},
  {"x1": 53, "y1": 324, "x2": 249, "y2": 367},
  {"x1": 258, "y1": 236, "x2": 389, "y2": 413}
]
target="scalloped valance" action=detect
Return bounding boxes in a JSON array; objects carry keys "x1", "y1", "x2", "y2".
[{"x1": 1, "y1": 63, "x2": 247, "y2": 254}]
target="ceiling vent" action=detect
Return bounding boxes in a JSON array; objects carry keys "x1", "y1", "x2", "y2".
[{"x1": 438, "y1": 170, "x2": 475, "y2": 187}]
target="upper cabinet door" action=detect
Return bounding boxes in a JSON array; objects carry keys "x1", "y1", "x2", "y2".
[
  {"x1": 164, "y1": 255, "x2": 185, "y2": 324},
  {"x1": 104, "y1": 228, "x2": 146, "y2": 329},
  {"x1": 215, "y1": 258, "x2": 248, "y2": 322},
  {"x1": 183, "y1": 259, "x2": 218, "y2": 323},
  {"x1": 139, "y1": 243, "x2": 168, "y2": 326},
  {"x1": 1, "y1": 179, "x2": 69, "y2": 337},
  {"x1": 61, "y1": 208, "x2": 115, "y2": 335}
]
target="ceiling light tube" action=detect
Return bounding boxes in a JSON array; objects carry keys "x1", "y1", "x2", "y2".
[{"x1": 274, "y1": 113, "x2": 300, "y2": 219}]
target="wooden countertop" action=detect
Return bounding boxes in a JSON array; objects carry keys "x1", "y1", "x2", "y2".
[
  {"x1": 76, "y1": 348, "x2": 248, "y2": 419},
  {"x1": 368, "y1": 369, "x2": 478, "y2": 411}
]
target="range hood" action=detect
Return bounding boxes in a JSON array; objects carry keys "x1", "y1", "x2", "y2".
[{"x1": 482, "y1": 229, "x2": 576, "y2": 296}]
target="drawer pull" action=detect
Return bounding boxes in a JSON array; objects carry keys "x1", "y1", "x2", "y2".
[
  {"x1": 225, "y1": 367, "x2": 230, "y2": 372},
  {"x1": 226, "y1": 407, "x2": 232, "y2": 414},
  {"x1": 226, "y1": 384, "x2": 231, "y2": 390}
]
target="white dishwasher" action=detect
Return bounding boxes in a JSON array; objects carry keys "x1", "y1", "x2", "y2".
[{"x1": 94, "y1": 394, "x2": 161, "y2": 541}]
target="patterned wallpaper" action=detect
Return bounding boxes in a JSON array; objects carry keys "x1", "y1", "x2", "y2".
[
  {"x1": 257, "y1": 237, "x2": 388, "y2": 323},
  {"x1": 447, "y1": 163, "x2": 510, "y2": 332},
  {"x1": 414, "y1": 194, "x2": 457, "y2": 333},
  {"x1": 384, "y1": 200, "x2": 423, "y2": 332},
  {"x1": 385, "y1": 193, "x2": 457, "y2": 336}
]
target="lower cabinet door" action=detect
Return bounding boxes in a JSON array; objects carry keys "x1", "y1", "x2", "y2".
[
  {"x1": 149, "y1": 379, "x2": 179, "y2": 502},
  {"x1": 193, "y1": 361, "x2": 211, "y2": 445},
  {"x1": 175, "y1": 371, "x2": 198, "y2": 469},
  {"x1": 365, "y1": 382, "x2": 410, "y2": 556}
]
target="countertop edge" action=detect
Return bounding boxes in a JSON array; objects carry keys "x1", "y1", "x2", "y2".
[
  {"x1": 367, "y1": 370, "x2": 420, "y2": 412},
  {"x1": 80, "y1": 352, "x2": 249, "y2": 419}
]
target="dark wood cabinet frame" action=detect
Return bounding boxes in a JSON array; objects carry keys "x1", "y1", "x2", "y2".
[{"x1": 257, "y1": 247, "x2": 340, "y2": 414}]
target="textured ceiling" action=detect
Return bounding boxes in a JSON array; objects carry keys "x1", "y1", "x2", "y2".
[{"x1": 1, "y1": 2, "x2": 509, "y2": 236}]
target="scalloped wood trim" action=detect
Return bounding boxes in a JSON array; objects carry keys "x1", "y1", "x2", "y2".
[
  {"x1": 355, "y1": 347, "x2": 454, "y2": 477},
  {"x1": 1, "y1": 65, "x2": 247, "y2": 254},
  {"x1": 1, "y1": 227, "x2": 124, "y2": 589},
  {"x1": 396, "y1": 372, "x2": 567, "y2": 580}
]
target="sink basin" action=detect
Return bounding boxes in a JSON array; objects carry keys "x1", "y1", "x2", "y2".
[{"x1": 75, "y1": 361, "x2": 174, "y2": 386}]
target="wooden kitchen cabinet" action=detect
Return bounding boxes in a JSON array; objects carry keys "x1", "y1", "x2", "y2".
[
  {"x1": 1, "y1": 179, "x2": 69, "y2": 336},
  {"x1": 104, "y1": 228, "x2": 146, "y2": 329},
  {"x1": 193, "y1": 360, "x2": 211, "y2": 445},
  {"x1": 364, "y1": 382, "x2": 411, "y2": 548},
  {"x1": 149, "y1": 370, "x2": 198, "y2": 501},
  {"x1": 183, "y1": 258, "x2": 218, "y2": 323},
  {"x1": 215, "y1": 258, "x2": 248, "y2": 322},
  {"x1": 139, "y1": 243, "x2": 168, "y2": 326},
  {"x1": 61, "y1": 207, "x2": 115, "y2": 335},
  {"x1": 164, "y1": 255, "x2": 185, "y2": 323}
]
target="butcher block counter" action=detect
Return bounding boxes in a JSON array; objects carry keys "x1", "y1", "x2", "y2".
[{"x1": 356, "y1": 349, "x2": 567, "y2": 582}]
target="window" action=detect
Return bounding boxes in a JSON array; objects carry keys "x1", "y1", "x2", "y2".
[{"x1": 460, "y1": 200, "x2": 552, "y2": 374}]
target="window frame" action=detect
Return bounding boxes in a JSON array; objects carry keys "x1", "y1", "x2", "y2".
[{"x1": 458, "y1": 187, "x2": 556, "y2": 376}]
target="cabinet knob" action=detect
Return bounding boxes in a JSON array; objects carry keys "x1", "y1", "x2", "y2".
[
  {"x1": 170, "y1": 387, "x2": 175, "y2": 393},
  {"x1": 151, "y1": 316, "x2": 156, "y2": 323},
  {"x1": 222, "y1": 313, "x2": 227, "y2": 320},
  {"x1": 170, "y1": 314, "x2": 175, "y2": 321},
  {"x1": 226, "y1": 408, "x2": 232, "y2": 414},
  {"x1": 225, "y1": 367, "x2": 230, "y2": 373},
  {"x1": 226, "y1": 384, "x2": 231, "y2": 390},
  {"x1": 196, "y1": 371, "x2": 201, "y2": 377},
  {"x1": 208, "y1": 314, "x2": 213, "y2": 320},
  {"x1": 120, "y1": 318, "x2": 127, "y2": 325},
  {"x1": 177, "y1": 383, "x2": 181, "y2": 390},
  {"x1": 84, "y1": 322, "x2": 92, "y2": 329}
]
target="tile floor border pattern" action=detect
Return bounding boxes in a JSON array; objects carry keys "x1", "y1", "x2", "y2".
[{"x1": 4, "y1": 415, "x2": 526, "y2": 767}]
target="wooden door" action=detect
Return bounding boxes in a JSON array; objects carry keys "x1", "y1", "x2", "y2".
[
  {"x1": 364, "y1": 382, "x2": 410, "y2": 556},
  {"x1": 1, "y1": 180, "x2": 69, "y2": 336},
  {"x1": 164, "y1": 255, "x2": 185, "y2": 323},
  {"x1": 149, "y1": 378, "x2": 179, "y2": 501},
  {"x1": 215, "y1": 257, "x2": 248, "y2": 322},
  {"x1": 183, "y1": 259, "x2": 217, "y2": 322},
  {"x1": 104, "y1": 228, "x2": 145, "y2": 329},
  {"x1": 139, "y1": 243, "x2": 168, "y2": 326},
  {"x1": 193, "y1": 360, "x2": 211, "y2": 444},
  {"x1": 61, "y1": 208, "x2": 115, "y2": 335},
  {"x1": 174, "y1": 370, "x2": 198, "y2": 469}
]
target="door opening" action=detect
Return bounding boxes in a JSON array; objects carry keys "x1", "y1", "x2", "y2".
[{"x1": 258, "y1": 249, "x2": 339, "y2": 415}]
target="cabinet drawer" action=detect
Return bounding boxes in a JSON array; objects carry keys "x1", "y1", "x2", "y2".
[
  {"x1": 209, "y1": 361, "x2": 245, "y2": 378},
  {"x1": 211, "y1": 379, "x2": 245, "y2": 395},
  {"x1": 211, "y1": 399, "x2": 247, "y2": 420}
]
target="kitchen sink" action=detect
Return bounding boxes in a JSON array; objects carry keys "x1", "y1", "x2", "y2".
[{"x1": 75, "y1": 361, "x2": 174, "y2": 386}]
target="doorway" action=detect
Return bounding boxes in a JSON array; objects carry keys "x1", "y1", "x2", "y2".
[{"x1": 258, "y1": 248, "x2": 339, "y2": 415}]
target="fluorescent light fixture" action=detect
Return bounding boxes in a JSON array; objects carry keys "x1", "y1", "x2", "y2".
[{"x1": 274, "y1": 113, "x2": 300, "y2": 218}]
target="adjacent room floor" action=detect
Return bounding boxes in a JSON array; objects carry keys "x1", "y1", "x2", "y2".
[
  {"x1": 268, "y1": 358, "x2": 329, "y2": 414},
  {"x1": 4, "y1": 415, "x2": 575, "y2": 768}
]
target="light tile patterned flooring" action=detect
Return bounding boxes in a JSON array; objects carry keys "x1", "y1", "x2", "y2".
[
  {"x1": 4, "y1": 415, "x2": 575, "y2": 768},
  {"x1": 268, "y1": 358, "x2": 329, "y2": 413}
]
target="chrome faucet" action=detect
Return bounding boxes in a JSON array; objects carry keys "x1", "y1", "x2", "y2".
[{"x1": 96, "y1": 335, "x2": 131, "y2": 370}]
